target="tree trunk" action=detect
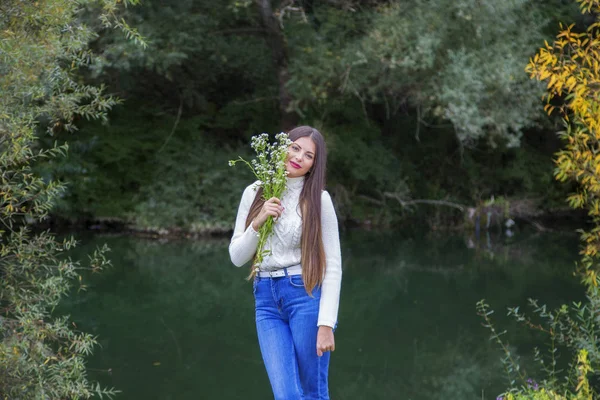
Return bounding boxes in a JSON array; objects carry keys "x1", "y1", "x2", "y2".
[{"x1": 254, "y1": 0, "x2": 298, "y2": 131}]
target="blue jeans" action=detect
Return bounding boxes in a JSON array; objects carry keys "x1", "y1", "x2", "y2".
[{"x1": 254, "y1": 273, "x2": 331, "y2": 400}]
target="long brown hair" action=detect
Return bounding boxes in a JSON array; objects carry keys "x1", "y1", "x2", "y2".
[{"x1": 244, "y1": 126, "x2": 327, "y2": 294}]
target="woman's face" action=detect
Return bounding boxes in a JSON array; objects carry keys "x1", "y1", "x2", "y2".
[{"x1": 286, "y1": 136, "x2": 316, "y2": 178}]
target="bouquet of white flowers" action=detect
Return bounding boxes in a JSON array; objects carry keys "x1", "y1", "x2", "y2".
[{"x1": 229, "y1": 132, "x2": 292, "y2": 277}]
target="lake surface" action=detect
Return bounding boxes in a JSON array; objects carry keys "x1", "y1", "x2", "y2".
[{"x1": 61, "y1": 228, "x2": 584, "y2": 399}]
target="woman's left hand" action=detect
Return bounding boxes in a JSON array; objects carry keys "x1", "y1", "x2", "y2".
[{"x1": 316, "y1": 326, "x2": 335, "y2": 357}]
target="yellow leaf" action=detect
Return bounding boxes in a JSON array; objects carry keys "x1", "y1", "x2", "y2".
[{"x1": 548, "y1": 74, "x2": 557, "y2": 89}]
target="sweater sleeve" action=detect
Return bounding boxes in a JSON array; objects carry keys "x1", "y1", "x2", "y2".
[
  {"x1": 317, "y1": 190, "x2": 342, "y2": 328},
  {"x1": 229, "y1": 181, "x2": 261, "y2": 267}
]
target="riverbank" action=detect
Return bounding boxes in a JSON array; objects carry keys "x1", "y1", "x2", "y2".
[{"x1": 43, "y1": 201, "x2": 589, "y2": 240}]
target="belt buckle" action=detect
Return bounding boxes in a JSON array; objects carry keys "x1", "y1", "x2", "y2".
[
  {"x1": 270, "y1": 270, "x2": 283, "y2": 278},
  {"x1": 267, "y1": 269, "x2": 286, "y2": 278}
]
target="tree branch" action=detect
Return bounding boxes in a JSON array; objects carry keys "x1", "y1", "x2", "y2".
[
  {"x1": 232, "y1": 96, "x2": 278, "y2": 105},
  {"x1": 209, "y1": 27, "x2": 268, "y2": 36},
  {"x1": 158, "y1": 94, "x2": 183, "y2": 153},
  {"x1": 384, "y1": 192, "x2": 466, "y2": 212}
]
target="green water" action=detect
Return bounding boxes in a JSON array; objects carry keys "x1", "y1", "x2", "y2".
[{"x1": 61, "y1": 229, "x2": 584, "y2": 399}]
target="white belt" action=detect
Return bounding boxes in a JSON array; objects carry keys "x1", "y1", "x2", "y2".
[{"x1": 257, "y1": 264, "x2": 302, "y2": 278}]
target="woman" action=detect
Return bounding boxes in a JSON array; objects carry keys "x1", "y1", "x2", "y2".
[{"x1": 229, "y1": 126, "x2": 342, "y2": 400}]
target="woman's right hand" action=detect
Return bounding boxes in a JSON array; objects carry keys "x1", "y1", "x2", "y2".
[{"x1": 252, "y1": 197, "x2": 284, "y2": 231}]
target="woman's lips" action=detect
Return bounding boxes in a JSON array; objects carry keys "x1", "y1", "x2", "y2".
[{"x1": 290, "y1": 161, "x2": 301, "y2": 169}]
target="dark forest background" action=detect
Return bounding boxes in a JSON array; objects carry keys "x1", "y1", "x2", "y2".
[{"x1": 39, "y1": 0, "x2": 587, "y2": 233}]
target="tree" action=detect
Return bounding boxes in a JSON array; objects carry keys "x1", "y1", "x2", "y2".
[
  {"x1": 82, "y1": 1, "x2": 580, "y2": 145},
  {"x1": 475, "y1": 1, "x2": 600, "y2": 398},
  {"x1": 528, "y1": 0, "x2": 600, "y2": 294},
  {"x1": 0, "y1": 0, "x2": 142, "y2": 397},
  {"x1": 39, "y1": 1, "x2": 581, "y2": 229},
  {"x1": 284, "y1": 0, "x2": 580, "y2": 146},
  {"x1": 254, "y1": 0, "x2": 299, "y2": 130}
]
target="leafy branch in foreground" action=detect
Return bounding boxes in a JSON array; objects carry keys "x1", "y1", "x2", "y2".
[
  {"x1": 479, "y1": 1, "x2": 600, "y2": 398},
  {"x1": 476, "y1": 300, "x2": 527, "y2": 389},
  {"x1": 477, "y1": 299, "x2": 595, "y2": 400},
  {"x1": 1, "y1": 0, "x2": 143, "y2": 397}
]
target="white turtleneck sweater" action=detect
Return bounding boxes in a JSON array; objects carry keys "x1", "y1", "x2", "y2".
[{"x1": 229, "y1": 176, "x2": 342, "y2": 328}]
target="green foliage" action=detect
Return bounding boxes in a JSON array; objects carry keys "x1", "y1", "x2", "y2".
[
  {"x1": 285, "y1": 0, "x2": 579, "y2": 146},
  {"x1": 0, "y1": 0, "x2": 141, "y2": 397},
  {"x1": 49, "y1": 101, "x2": 570, "y2": 230},
  {"x1": 315, "y1": 104, "x2": 409, "y2": 225},
  {"x1": 39, "y1": 0, "x2": 579, "y2": 230},
  {"x1": 478, "y1": 3, "x2": 600, "y2": 399},
  {"x1": 315, "y1": 101, "x2": 566, "y2": 227},
  {"x1": 86, "y1": 0, "x2": 580, "y2": 146},
  {"x1": 43, "y1": 107, "x2": 256, "y2": 231},
  {"x1": 85, "y1": 0, "x2": 277, "y2": 130},
  {"x1": 477, "y1": 300, "x2": 597, "y2": 400},
  {"x1": 133, "y1": 130, "x2": 254, "y2": 233},
  {"x1": 42, "y1": 109, "x2": 168, "y2": 219}
]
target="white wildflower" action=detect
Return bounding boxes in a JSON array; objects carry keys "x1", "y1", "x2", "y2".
[{"x1": 228, "y1": 132, "x2": 292, "y2": 278}]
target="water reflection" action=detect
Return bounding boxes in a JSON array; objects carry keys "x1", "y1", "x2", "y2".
[{"x1": 61, "y1": 229, "x2": 583, "y2": 399}]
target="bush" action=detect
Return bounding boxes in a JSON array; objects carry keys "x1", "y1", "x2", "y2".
[{"x1": 0, "y1": 0, "x2": 142, "y2": 396}]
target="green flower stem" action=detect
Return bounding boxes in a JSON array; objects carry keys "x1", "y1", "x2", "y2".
[{"x1": 254, "y1": 216, "x2": 274, "y2": 268}]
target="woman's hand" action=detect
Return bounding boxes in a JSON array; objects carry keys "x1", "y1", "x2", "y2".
[
  {"x1": 252, "y1": 197, "x2": 284, "y2": 231},
  {"x1": 316, "y1": 326, "x2": 335, "y2": 357}
]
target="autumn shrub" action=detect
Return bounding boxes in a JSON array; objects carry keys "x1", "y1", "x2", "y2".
[{"x1": 480, "y1": 1, "x2": 600, "y2": 399}]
